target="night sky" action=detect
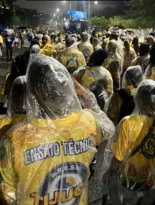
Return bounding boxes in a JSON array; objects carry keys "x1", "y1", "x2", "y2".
[{"x1": 16, "y1": 1, "x2": 128, "y2": 17}]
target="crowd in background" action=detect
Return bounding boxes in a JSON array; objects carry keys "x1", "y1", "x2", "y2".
[{"x1": 0, "y1": 26, "x2": 155, "y2": 205}]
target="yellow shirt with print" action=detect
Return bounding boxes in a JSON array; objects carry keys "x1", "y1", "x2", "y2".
[
  {"x1": 111, "y1": 114, "x2": 155, "y2": 191},
  {"x1": 0, "y1": 111, "x2": 104, "y2": 205},
  {"x1": 78, "y1": 42, "x2": 94, "y2": 63},
  {"x1": 58, "y1": 48, "x2": 86, "y2": 73},
  {"x1": 41, "y1": 43, "x2": 56, "y2": 57},
  {"x1": 82, "y1": 66, "x2": 113, "y2": 95}
]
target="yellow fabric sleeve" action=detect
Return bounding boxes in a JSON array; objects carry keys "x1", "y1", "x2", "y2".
[
  {"x1": 111, "y1": 118, "x2": 129, "y2": 161},
  {"x1": 0, "y1": 136, "x2": 16, "y2": 204}
]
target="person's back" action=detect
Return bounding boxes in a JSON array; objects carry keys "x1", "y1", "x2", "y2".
[
  {"x1": 41, "y1": 36, "x2": 56, "y2": 57},
  {"x1": 0, "y1": 55, "x2": 114, "y2": 205},
  {"x1": 58, "y1": 38, "x2": 86, "y2": 73},
  {"x1": 109, "y1": 80, "x2": 155, "y2": 205},
  {"x1": 123, "y1": 40, "x2": 136, "y2": 71},
  {"x1": 104, "y1": 40, "x2": 122, "y2": 90},
  {"x1": 107, "y1": 65, "x2": 143, "y2": 125},
  {"x1": 81, "y1": 49, "x2": 113, "y2": 98},
  {"x1": 131, "y1": 43, "x2": 150, "y2": 73},
  {"x1": 78, "y1": 32, "x2": 93, "y2": 63}
]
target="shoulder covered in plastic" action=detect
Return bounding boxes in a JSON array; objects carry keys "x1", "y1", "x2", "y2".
[{"x1": 85, "y1": 108, "x2": 115, "y2": 140}]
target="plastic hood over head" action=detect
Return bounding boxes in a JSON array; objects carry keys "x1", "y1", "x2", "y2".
[
  {"x1": 27, "y1": 54, "x2": 82, "y2": 120},
  {"x1": 135, "y1": 79, "x2": 155, "y2": 116},
  {"x1": 122, "y1": 65, "x2": 143, "y2": 89},
  {"x1": 7, "y1": 76, "x2": 27, "y2": 116}
]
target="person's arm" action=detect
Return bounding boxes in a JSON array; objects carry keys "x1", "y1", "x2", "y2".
[
  {"x1": 71, "y1": 76, "x2": 115, "y2": 140},
  {"x1": 0, "y1": 136, "x2": 16, "y2": 205}
]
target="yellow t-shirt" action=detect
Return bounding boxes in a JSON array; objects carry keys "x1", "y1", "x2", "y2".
[
  {"x1": 78, "y1": 42, "x2": 94, "y2": 63},
  {"x1": 82, "y1": 66, "x2": 113, "y2": 95},
  {"x1": 111, "y1": 114, "x2": 155, "y2": 191},
  {"x1": 0, "y1": 111, "x2": 103, "y2": 205},
  {"x1": 41, "y1": 43, "x2": 56, "y2": 57},
  {"x1": 123, "y1": 48, "x2": 136, "y2": 70},
  {"x1": 58, "y1": 48, "x2": 86, "y2": 73},
  {"x1": 0, "y1": 114, "x2": 25, "y2": 138}
]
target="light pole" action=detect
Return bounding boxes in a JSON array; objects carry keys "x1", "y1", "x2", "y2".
[{"x1": 88, "y1": 1, "x2": 98, "y2": 19}]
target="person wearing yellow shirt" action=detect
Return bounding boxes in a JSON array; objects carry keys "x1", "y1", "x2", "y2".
[
  {"x1": 78, "y1": 32, "x2": 94, "y2": 63},
  {"x1": 108, "y1": 80, "x2": 155, "y2": 205},
  {"x1": 0, "y1": 76, "x2": 26, "y2": 139},
  {"x1": 104, "y1": 40, "x2": 122, "y2": 91},
  {"x1": 40, "y1": 36, "x2": 57, "y2": 57},
  {"x1": 81, "y1": 49, "x2": 113, "y2": 108},
  {"x1": 107, "y1": 65, "x2": 143, "y2": 125},
  {"x1": 131, "y1": 43, "x2": 150, "y2": 73},
  {"x1": 55, "y1": 37, "x2": 65, "y2": 53},
  {"x1": 123, "y1": 40, "x2": 136, "y2": 74},
  {"x1": 58, "y1": 38, "x2": 86, "y2": 74},
  {"x1": 0, "y1": 54, "x2": 114, "y2": 205}
]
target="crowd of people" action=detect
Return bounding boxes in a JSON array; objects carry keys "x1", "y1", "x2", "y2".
[{"x1": 0, "y1": 27, "x2": 155, "y2": 205}]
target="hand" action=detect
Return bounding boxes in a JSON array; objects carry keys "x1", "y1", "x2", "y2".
[{"x1": 71, "y1": 75, "x2": 86, "y2": 96}]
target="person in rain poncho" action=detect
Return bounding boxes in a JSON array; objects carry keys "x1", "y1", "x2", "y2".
[
  {"x1": 108, "y1": 80, "x2": 155, "y2": 205},
  {"x1": 145, "y1": 42, "x2": 155, "y2": 80},
  {"x1": 123, "y1": 40, "x2": 136, "y2": 75},
  {"x1": 0, "y1": 76, "x2": 26, "y2": 203},
  {"x1": 104, "y1": 40, "x2": 122, "y2": 90},
  {"x1": 0, "y1": 76, "x2": 26, "y2": 139},
  {"x1": 58, "y1": 38, "x2": 86, "y2": 74},
  {"x1": 41, "y1": 36, "x2": 56, "y2": 57},
  {"x1": 107, "y1": 65, "x2": 143, "y2": 125},
  {"x1": 55, "y1": 37, "x2": 65, "y2": 53},
  {"x1": 80, "y1": 49, "x2": 113, "y2": 110},
  {"x1": 131, "y1": 43, "x2": 150, "y2": 73},
  {"x1": 0, "y1": 54, "x2": 115, "y2": 205},
  {"x1": 92, "y1": 37, "x2": 102, "y2": 51},
  {"x1": 78, "y1": 32, "x2": 94, "y2": 63}
]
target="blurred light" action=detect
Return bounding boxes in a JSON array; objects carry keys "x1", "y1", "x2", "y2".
[
  {"x1": 64, "y1": 18, "x2": 66, "y2": 21},
  {"x1": 94, "y1": 1, "x2": 98, "y2": 4},
  {"x1": 56, "y1": 8, "x2": 60, "y2": 12},
  {"x1": 53, "y1": 13, "x2": 56, "y2": 17}
]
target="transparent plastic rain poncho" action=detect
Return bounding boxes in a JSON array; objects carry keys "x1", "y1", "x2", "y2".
[
  {"x1": 0, "y1": 54, "x2": 115, "y2": 205},
  {"x1": 107, "y1": 65, "x2": 143, "y2": 125},
  {"x1": 105, "y1": 80, "x2": 155, "y2": 205},
  {"x1": 0, "y1": 76, "x2": 26, "y2": 142},
  {"x1": 122, "y1": 65, "x2": 143, "y2": 90},
  {"x1": 7, "y1": 76, "x2": 27, "y2": 116}
]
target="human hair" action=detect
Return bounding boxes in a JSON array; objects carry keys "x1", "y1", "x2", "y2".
[
  {"x1": 132, "y1": 36, "x2": 139, "y2": 54},
  {"x1": 88, "y1": 49, "x2": 108, "y2": 67},
  {"x1": 139, "y1": 43, "x2": 150, "y2": 56},
  {"x1": 66, "y1": 38, "x2": 74, "y2": 47}
]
